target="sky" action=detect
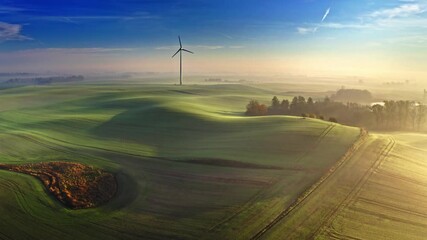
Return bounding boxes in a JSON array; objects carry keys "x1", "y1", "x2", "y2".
[{"x1": 0, "y1": 0, "x2": 427, "y2": 80}]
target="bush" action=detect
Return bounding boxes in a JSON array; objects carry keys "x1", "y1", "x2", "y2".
[
  {"x1": 329, "y1": 117, "x2": 338, "y2": 123},
  {"x1": 309, "y1": 113, "x2": 316, "y2": 118}
]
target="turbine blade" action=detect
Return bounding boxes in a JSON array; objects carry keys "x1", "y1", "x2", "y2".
[
  {"x1": 181, "y1": 49, "x2": 194, "y2": 54},
  {"x1": 178, "y1": 36, "x2": 182, "y2": 48},
  {"x1": 172, "y1": 49, "x2": 180, "y2": 58}
]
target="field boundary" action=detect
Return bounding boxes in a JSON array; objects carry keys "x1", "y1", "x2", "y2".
[{"x1": 250, "y1": 128, "x2": 369, "y2": 240}]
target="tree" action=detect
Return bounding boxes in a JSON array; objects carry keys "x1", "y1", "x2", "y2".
[
  {"x1": 409, "y1": 103, "x2": 418, "y2": 129},
  {"x1": 297, "y1": 96, "x2": 306, "y2": 108},
  {"x1": 246, "y1": 100, "x2": 268, "y2": 116},
  {"x1": 396, "y1": 100, "x2": 411, "y2": 128},
  {"x1": 307, "y1": 97, "x2": 314, "y2": 113},
  {"x1": 268, "y1": 96, "x2": 282, "y2": 115},
  {"x1": 280, "y1": 99, "x2": 290, "y2": 113},
  {"x1": 271, "y1": 96, "x2": 280, "y2": 108},
  {"x1": 416, "y1": 104, "x2": 427, "y2": 130},
  {"x1": 290, "y1": 96, "x2": 307, "y2": 114},
  {"x1": 371, "y1": 104, "x2": 384, "y2": 128},
  {"x1": 290, "y1": 97, "x2": 299, "y2": 114},
  {"x1": 298, "y1": 96, "x2": 306, "y2": 102},
  {"x1": 384, "y1": 100, "x2": 398, "y2": 128}
]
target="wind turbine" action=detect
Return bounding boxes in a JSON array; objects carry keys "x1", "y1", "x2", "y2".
[{"x1": 172, "y1": 36, "x2": 194, "y2": 85}]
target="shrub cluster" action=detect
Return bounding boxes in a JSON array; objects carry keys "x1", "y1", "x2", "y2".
[{"x1": 0, "y1": 162, "x2": 117, "y2": 209}]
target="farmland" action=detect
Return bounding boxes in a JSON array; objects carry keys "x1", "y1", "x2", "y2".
[
  {"x1": 259, "y1": 132, "x2": 427, "y2": 240},
  {"x1": 3, "y1": 0, "x2": 427, "y2": 239},
  {"x1": 0, "y1": 83, "x2": 360, "y2": 239}
]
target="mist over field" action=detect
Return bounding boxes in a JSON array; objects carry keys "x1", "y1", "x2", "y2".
[{"x1": 0, "y1": 1, "x2": 426, "y2": 239}]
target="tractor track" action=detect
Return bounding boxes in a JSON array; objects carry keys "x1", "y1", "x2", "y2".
[
  {"x1": 208, "y1": 124, "x2": 336, "y2": 235},
  {"x1": 315, "y1": 136, "x2": 395, "y2": 239},
  {"x1": 249, "y1": 128, "x2": 368, "y2": 240}
]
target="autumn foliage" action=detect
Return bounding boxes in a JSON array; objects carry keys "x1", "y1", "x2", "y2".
[{"x1": 246, "y1": 100, "x2": 268, "y2": 116}]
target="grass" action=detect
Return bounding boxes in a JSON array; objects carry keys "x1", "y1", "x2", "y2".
[
  {"x1": 259, "y1": 132, "x2": 427, "y2": 240},
  {"x1": 0, "y1": 83, "x2": 360, "y2": 239}
]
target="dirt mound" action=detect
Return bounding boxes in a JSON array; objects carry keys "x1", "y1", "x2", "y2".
[{"x1": 0, "y1": 162, "x2": 117, "y2": 209}]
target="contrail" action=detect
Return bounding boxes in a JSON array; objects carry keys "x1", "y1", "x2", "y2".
[
  {"x1": 321, "y1": 7, "x2": 330, "y2": 22},
  {"x1": 297, "y1": 7, "x2": 330, "y2": 34}
]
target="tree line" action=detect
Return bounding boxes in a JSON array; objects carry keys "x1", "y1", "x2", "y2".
[
  {"x1": 4, "y1": 75, "x2": 84, "y2": 86},
  {"x1": 246, "y1": 96, "x2": 427, "y2": 131},
  {"x1": 372, "y1": 101, "x2": 426, "y2": 130}
]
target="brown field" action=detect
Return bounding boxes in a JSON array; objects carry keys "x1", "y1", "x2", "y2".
[{"x1": 0, "y1": 162, "x2": 117, "y2": 209}]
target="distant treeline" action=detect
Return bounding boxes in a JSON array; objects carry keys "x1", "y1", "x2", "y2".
[
  {"x1": 330, "y1": 89, "x2": 372, "y2": 103},
  {"x1": 204, "y1": 78, "x2": 249, "y2": 83},
  {"x1": 4, "y1": 75, "x2": 84, "y2": 86},
  {"x1": 245, "y1": 96, "x2": 427, "y2": 131},
  {"x1": 0, "y1": 72, "x2": 32, "y2": 77}
]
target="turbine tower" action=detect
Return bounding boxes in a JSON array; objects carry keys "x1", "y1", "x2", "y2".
[{"x1": 172, "y1": 36, "x2": 193, "y2": 85}]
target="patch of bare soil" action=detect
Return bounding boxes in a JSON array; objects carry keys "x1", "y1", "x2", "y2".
[{"x1": 0, "y1": 162, "x2": 117, "y2": 209}]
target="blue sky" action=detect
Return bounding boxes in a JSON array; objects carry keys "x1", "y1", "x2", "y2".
[{"x1": 0, "y1": 0, "x2": 426, "y2": 80}]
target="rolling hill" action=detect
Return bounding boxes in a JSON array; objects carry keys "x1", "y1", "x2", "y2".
[{"x1": 0, "y1": 83, "x2": 361, "y2": 239}]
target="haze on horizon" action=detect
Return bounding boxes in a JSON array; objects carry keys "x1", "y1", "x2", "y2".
[{"x1": 1, "y1": 0, "x2": 427, "y2": 82}]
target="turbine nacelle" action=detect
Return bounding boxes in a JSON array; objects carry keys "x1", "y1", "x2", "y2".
[
  {"x1": 172, "y1": 48, "x2": 193, "y2": 58},
  {"x1": 172, "y1": 36, "x2": 194, "y2": 58}
]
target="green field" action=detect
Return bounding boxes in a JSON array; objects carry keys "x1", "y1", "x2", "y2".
[
  {"x1": 0, "y1": 83, "x2": 361, "y2": 239},
  {"x1": 259, "y1": 131, "x2": 427, "y2": 240}
]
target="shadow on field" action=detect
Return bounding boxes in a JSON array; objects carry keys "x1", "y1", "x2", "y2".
[
  {"x1": 168, "y1": 89, "x2": 200, "y2": 95},
  {"x1": 179, "y1": 159, "x2": 283, "y2": 170},
  {"x1": 103, "y1": 171, "x2": 139, "y2": 211},
  {"x1": 91, "y1": 103, "x2": 222, "y2": 147}
]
